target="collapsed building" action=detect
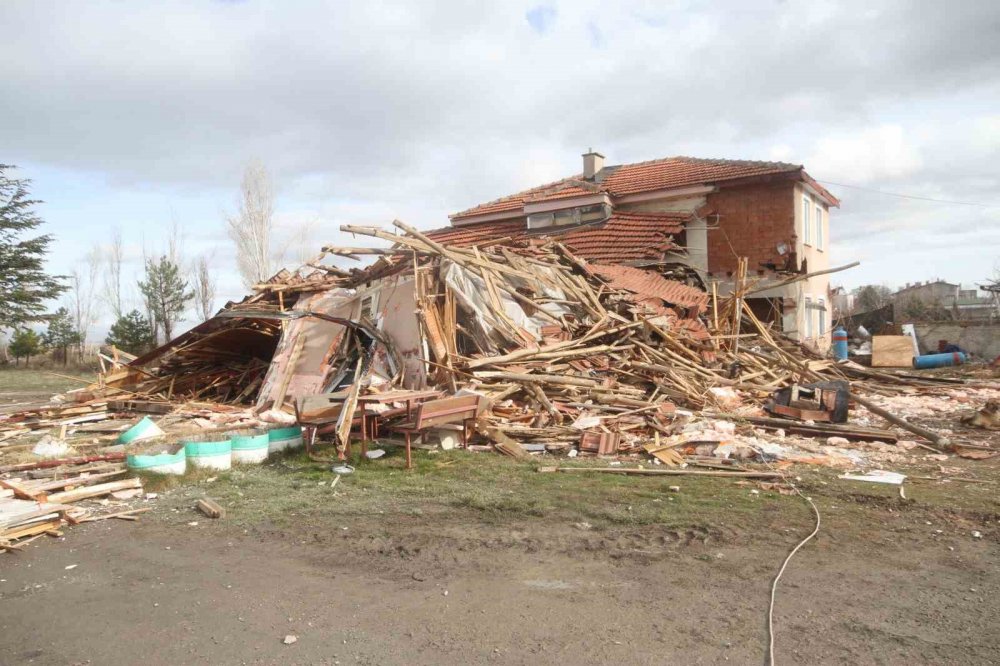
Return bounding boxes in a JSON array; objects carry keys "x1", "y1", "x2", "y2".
[{"x1": 93, "y1": 201, "x2": 977, "y2": 466}]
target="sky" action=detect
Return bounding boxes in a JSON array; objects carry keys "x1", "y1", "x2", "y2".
[{"x1": 1, "y1": 0, "x2": 998, "y2": 340}]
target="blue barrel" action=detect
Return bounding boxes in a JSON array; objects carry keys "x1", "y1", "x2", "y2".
[
  {"x1": 913, "y1": 352, "x2": 966, "y2": 369},
  {"x1": 832, "y1": 327, "x2": 849, "y2": 361}
]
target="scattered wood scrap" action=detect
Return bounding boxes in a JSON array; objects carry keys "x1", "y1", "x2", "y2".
[
  {"x1": 0, "y1": 463, "x2": 145, "y2": 552},
  {"x1": 196, "y1": 498, "x2": 226, "y2": 519}
]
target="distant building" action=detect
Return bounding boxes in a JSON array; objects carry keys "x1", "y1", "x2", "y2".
[{"x1": 893, "y1": 280, "x2": 995, "y2": 321}]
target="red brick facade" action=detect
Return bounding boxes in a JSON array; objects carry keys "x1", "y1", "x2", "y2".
[{"x1": 702, "y1": 180, "x2": 796, "y2": 276}]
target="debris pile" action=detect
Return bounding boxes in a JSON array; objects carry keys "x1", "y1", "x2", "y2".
[
  {"x1": 0, "y1": 457, "x2": 148, "y2": 552},
  {"x1": 1, "y1": 219, "x2": 997, "y2": 490}
]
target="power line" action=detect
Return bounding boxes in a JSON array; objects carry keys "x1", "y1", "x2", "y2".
[{"x1": 817, "y1": 180, "x2": 992, "y2": 207}]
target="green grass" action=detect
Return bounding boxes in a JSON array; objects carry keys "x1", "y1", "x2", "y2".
[
  {"x1": 152, "y1": 447, "x2": 805, "y2": 530},
  {"x1": 147, "y1": 443, "x2": 1000, "y2": 542},
  {"x1": 0, "y1": 367, "x2": 97, "y2": 394}
]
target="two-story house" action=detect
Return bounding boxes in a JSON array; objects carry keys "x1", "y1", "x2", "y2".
[{"x1": 426, "y1": 151, "x2": 840, "y2": 348}]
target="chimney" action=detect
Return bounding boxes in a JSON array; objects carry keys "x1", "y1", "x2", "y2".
[{"x1": 582, "y1": 149, "x2": 605, "y2": 180}]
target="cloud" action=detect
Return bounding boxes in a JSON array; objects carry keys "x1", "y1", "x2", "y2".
[
  {"x1": 0, "y1": 0, "x2": 996, "y2": 299},
  {"x1": 526, "y1": 5, "x2": 557, "y2": 34},
  {"x1": 807, "y1": 124, "x2": 924, "y2": 183}
]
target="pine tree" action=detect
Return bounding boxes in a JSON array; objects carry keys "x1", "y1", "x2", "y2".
[
  {"x1": 105, "y1": 310, "x2": 155, "y2": 355},
  {"x1": 44, "y1": 306, "x2": 80, "y2": 365},
  {"x1": 0, "y1": 165, "x2": 67, "y2": 330},
  {"x1": 8, "y1": 328, "x2": 43, "y2": 366},
  {"x1": 139, "y1": 256, "x2": 194, "y2": 342}
]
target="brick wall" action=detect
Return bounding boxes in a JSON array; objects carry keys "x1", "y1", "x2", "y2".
[{"x1": 703, "y1": 181, "x2": 796, "y2": 276}]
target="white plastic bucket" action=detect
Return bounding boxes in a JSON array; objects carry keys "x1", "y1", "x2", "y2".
[
  {"x1": 268, "y1": 426, "x2": 303, "y2": 453},
  {"x1": 184, "y1": 439, "x2": 232, "y2": 471},
  {"x1": 230, "y1": 430, "x2": 269, "y2": 465},
  {"x1": 119, "y1": 416, "x2": 165, "y2": 444},
  {"x1": 126, "y1": 450, "x2": 186, "y2": 475}
]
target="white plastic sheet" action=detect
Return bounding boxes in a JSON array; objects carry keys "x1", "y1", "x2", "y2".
[{"x1": 442, "y1": 261, "x2": 571, "y2": 350}]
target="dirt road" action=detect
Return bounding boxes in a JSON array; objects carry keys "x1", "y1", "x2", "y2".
[{"x1": 2, "y1": 499, "x2": 998, "y2": 665}]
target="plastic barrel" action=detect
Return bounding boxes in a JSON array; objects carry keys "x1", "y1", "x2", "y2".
[
  {"x1": 118, "y1": 416, "x2": 166, "y2": 444},
  {"x1": 126, "y1": 449, "x2": 186, "y2": 475},
  {"x1": 913, "y1": 352, "x2": 966, "y2": 369},
  {"x1": 230, "y1": 430, "x2": 269, "y2": 464},
  {"x1": 832, "y1": 327, "x2": 849, "y2": 361},
  {"x1": 184, "y1": 439, "x2": 233, "y2": 471},
  {"x1": 268, "y1": 425, "x2": 303, "y2": 453}
]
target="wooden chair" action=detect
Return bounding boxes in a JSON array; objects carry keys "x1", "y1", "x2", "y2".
[
  {"x1": 387, "y1": 395, "x2": 482, "y2": 469},
  {"x1": 294, "y1": 393, "x2": 365, "y2": 457}
]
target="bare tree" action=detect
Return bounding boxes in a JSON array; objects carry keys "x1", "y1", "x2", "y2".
[
  {"x1": 69, "y1": 246, "x2": 102, "y2": 355},
  {"x1": 103, "y1": 228, "x2": 124, "y2": 318},
  {"x1": 194, "y1": 254, "x2": 217, "y2": 322},
  {"x1": 226, "y1": 160, "x2": 274, "y2": 289}
]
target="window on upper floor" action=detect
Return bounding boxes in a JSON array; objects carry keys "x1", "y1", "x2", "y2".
[
  {"x1": 802, "y1": 195, "x2": 812, "y2": 245},
  {"x1": 815, "y1": 203, "x2": 824, "y2": 251},
  {"x1": 526, "y1": 202, "x2": 611, "y2": 230}
]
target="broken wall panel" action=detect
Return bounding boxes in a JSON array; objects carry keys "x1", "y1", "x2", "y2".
[{"x1": 257, "y1": 289, "x2": 357, "y2": 409}]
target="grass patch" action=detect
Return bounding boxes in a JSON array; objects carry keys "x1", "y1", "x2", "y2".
[
  {"x1": 146, "y1": 443, "x2": 1000, "y2": 537},
  {"x1": 153, "y1": 446, "x2": 806, "y2": 530},
  {"x1": 0, "y1": 368, "x2": 96, "y2": 395}
]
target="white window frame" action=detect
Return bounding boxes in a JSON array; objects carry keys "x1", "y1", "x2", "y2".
[
  {"x1": 803, "y1": 296, "x2": 813, "y2": 338},
  {"x1": 802, "y1": 195, "x2": 812, "y2": 246},
  {"x1": 817, "y1": 298, "x2": 827, "y2": 335},
  {"x1": 815, "y1": 203, "x2": 824, "y2": 251}
]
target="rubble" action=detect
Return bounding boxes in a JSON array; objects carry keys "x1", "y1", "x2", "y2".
[
  {"x1": 1, "y1": 219, "x2": 998, "y2": 516},
  {"x1": 0, "y1": 460, "x2": 147, "y2": 552}
]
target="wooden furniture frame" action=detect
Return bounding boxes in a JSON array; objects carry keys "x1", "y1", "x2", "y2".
[{"x1": 387, "y1": 395, "x2": 481, "y2": 469}]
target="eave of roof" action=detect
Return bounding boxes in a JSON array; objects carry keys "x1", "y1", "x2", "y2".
[
  {"x1": 450, "y1": 156, "x2": 833, "y2": 220},
  {"x1": 425, "y1": 211, "x2": 689, "y2": 264}
]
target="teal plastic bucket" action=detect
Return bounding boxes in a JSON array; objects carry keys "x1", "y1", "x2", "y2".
[
  {"x1": 126, "y1": 449, "x2": 186, "y2": 475},
  {"x1": 268, "y1": 425, "x2": 303, "y2": 453},
  {"x1": 183, "y1": 438, "x2": 232, "y2": 471},
  {"x1": 118, "y1": 416, "x2": 165, "y2": 444},
  {"x1": 230, "y1": 430, "x2": 269, "y2": 464}
]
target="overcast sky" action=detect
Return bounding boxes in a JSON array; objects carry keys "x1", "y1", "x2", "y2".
[{"x1": 2, "y1": 0, "x2": 998, "y2": 337}]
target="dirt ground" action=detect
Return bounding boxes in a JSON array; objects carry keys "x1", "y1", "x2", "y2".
[
  {"x1": 2, "y1": 366, "x2": 999, "y2": 664},
  {"x1": 2, "y1": 455, "x2": 999, "y2": 665}
]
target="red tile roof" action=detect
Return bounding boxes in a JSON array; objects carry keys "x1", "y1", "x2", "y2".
[
  {"x1": 589, "y1": 263, "x2": 709, "y2": 311},
  {"x1": 423, "y1": 218, "x2": 528, "y2": 247},
  {"x1": 451, "y1": 156, "x2": 835, "y2": 220},
  {"x1": 451, "y1": 176, "x2": 583, "y2": 219},
  {"x1": 525, "y1": 185, "x2": 599, "y2": 203},
  {"x1": 424, "y1": 211, "x2": 687, "y2": 264},
  {"x1": 598, "y1": 156, "x2": 799, "y2": 196},
  {"x1": 555, "y1": 212, "x2": 685, "y2": 263}
]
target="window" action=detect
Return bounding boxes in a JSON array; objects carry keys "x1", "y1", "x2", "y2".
[
  {"x1": 803, "y1": 296, "x2": 813, "y2": 338},
  {"x1": 817, "y1": 298, "x2": 827, "y2": 335},
  {"x1": 360, "y1": 295, "x2": 374, "y2": 321},
  {"x1": 802, "y1": 195, "x2": 812, "y2": 245},
  {"x1": 527, "y1": 203, "x2": 610, "y2": 230},
  {"x1": 815, "y1": 204, "x2": 824, "y2": 250}
]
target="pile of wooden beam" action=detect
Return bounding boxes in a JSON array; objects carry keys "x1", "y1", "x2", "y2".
[
  {"x1": 1, "y1": 459, "x2": 146, "y2": 552},
  {"x1": 329, "y1": 220, "x2": 950, "y2": 457}
]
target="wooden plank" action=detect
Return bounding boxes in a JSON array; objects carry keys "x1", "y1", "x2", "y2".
[
  {"x1": 543, "y1": 467, "x2": 782, "y2": 479},
  {"x1": 81, "y1": 507, "x2": 152, "y2": 523},
  {"x1": 27, "y1": 469, "x2": 128, "y2": 493},
  {"x1": 196, "y1": 498, "x2": 226, "y2": 519},
  {"x1": 479, "y1": 425, "x2": 530, "y2": 460},
  {"x1": 0, "y1": 478, "x2": 46, "y2": 501},
  {"x1": 871, "y1": 335, "x2": 915, "y2": 367},
  {"x1": 47, "y1": 478, "x2": 142, "y2": 504}
]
